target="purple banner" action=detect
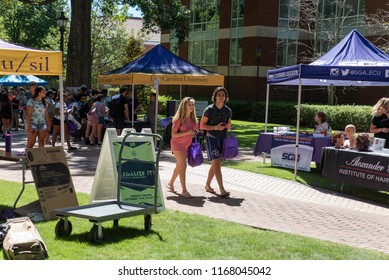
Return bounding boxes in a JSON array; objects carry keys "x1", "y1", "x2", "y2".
[{"x1": 272, "y1": 134, "x2": 314, "y2": 149}]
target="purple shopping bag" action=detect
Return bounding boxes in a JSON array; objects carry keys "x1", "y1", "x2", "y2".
[
  {"x1": 222, "y1": 131, "x2": 239, "y2": 159},
  {"x1": 187, "y1": 138, "x2": 204, "y2": 167}
]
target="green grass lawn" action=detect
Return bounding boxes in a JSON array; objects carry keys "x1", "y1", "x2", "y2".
[
  {"x1": 225, "y1": 120, "x2": 389, "y2": 206},
  {"x1": 1, "y1": 119, "x2": 388, "y2": 260},
  {"x1": 1, "y1": 182, "x2": 388, "y2": 260}
]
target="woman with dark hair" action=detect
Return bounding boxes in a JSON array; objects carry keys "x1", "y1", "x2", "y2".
[
  {"x1": 200, "y1": 86, "x2": 232, "y2": 198},
  {"x1": 26, "y1": 86, "x2": 50, "y2": 148},
  {"x1": 313, "y1": 111, "x2": 331, "y2": 135}
]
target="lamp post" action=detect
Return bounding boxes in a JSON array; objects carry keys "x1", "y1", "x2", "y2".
[
  {"x1": 57, "y1": 11, "x2": 68, "y2": 53},
  {"x1": 57, "y1": 11, "x2": 68, "y2": 149},
  {"x1": 255, "y1": 46, "x2": 262, "y2": 100}
]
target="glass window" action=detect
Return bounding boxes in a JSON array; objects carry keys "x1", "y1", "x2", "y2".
[
  {"x1": 169, "y1": 35, "x2": 179, "y2": 55},
  {"x1": 229, "y1": 0, "x2": 244, "y2": 66},
  {"x1": 277, "y1": 0, "x2": 365, "y2": 66},
  {"x1": 276, "y1": 0, "x2": 300, "y2": 66},
  {"x1": 188, "y1": 0, "x2": 220, "y2": 66}
]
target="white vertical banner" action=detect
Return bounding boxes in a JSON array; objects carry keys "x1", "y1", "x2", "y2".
[{"x1": 271, "y1": 144, "x2": 313, "y2": 172}]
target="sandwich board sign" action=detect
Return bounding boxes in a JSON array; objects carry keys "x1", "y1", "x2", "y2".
[
  {"x1": 25, "y1": 146, "x2": 79, "y2": 220},
  {"x1": 90, "y1": 128, "x2": 165, "y2": 210}
]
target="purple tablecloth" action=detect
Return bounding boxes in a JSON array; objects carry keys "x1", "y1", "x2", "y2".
[{"x1": 253, "y1": 133, "x2": 333, "y2": 163}]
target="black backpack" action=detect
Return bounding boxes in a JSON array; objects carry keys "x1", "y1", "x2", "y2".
[
  {"x1": 79, "y1": 99, "x2": 94, "y2": 119},
  {"x1": 108, "y1": 97, "x2": 122, "y2": 118},
  {"x1": 162, "y1": 120, "x2": 173, "y2": 149},
  {"x1": 162, "y1": 119, "x2": 183, "y2": 149}
]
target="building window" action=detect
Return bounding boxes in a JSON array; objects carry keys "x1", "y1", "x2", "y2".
[
  {"x1": 230, "y1": 0, "x2": 244, "y2": 66},
  {"x1": 276, "y1": 0, "x2": 299, "y2": 66},
  {"x1": 188, "y1": 0, "x2": 220, "y2": 66},
  {"x1": 169, "y1": 34, "x2": 179, "y2": 56},
  {"x1": 316, "y1": 0, "x2": 365, "y2": 55},
  {"x1": 276, "y1": 0, "x2": 365, "y2": 66}
]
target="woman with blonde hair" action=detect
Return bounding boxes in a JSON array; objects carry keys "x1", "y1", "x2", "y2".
[
  {"x1": 166, "y1": 97, "x2": 199, "y2": 197},
  {"x1": 370, "y1": 97, "x2": 389, "y2": 148}
]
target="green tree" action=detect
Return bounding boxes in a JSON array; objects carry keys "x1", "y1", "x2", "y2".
[
  {"x1": 17, "y1": 0, "x2": 190, "y2": 89},
  {"x1": 123, "y1": 31, "x2": 145, "y2": 64},
  {"x1": 90, "y1": 3, "x2": 129, "y2": 86},
  {"x1": 0, "y1": 0, "x2": 66, "y2": 50}
]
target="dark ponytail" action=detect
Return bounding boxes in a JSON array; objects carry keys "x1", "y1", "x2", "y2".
[{"x1": 34, "y1": 86, "x2": 46, "y2": 105}]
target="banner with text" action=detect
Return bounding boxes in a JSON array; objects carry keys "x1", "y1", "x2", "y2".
[
  {"x1": 322, "y1": 148, "x2": 389, "y2": 192},
  {"x1": 272, "y1": 134, "x2": 315, "y2": 150},
  {"x1": 271, "y1": 144, "x2": 313, "y2": 172}
]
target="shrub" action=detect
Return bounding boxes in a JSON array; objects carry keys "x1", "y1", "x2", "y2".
[
  {"x1": 299, "y1": 104, "x2": 371, "y2": 132},
  {"x1": 228, "y1": 100, "x2": 372, "y2": 132}
]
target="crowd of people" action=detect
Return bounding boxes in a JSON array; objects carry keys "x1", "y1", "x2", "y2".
[
  {"x1": 0, "y1": 83, "x2": 161, "y2": 151},
  {"x1": 1, "y1": 83, "x2": 233, "y2": 198},
  {"x1": 313, "y1": 96, "x2": 389, "y2": 152}
]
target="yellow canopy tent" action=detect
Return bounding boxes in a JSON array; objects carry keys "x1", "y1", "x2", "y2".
[
  {"x1": 0, "y1": 39, "x2": 66, "y2": 146},
  {"x1": 97, "y1": 44, "x2": 224, "y2": 132}
]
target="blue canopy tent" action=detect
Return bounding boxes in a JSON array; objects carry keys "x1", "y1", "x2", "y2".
[
  {"x1": 97, "y1": 44, "x2": 224, "y2": 132},
  {"x1": 97, "y1": 44, "x2": 224, "y2": 86},
  {"x1": 265, "y1": 29, "x2": 389, "y2": 177},
  {"x1": 0, "y1": 75, "x2": 48, "y2": 86}
]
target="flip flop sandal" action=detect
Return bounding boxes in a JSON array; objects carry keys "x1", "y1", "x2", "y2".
[
  {"x1": 219, "y1": 191, "x2": 230, "y2": 198},
  {"x1": 165, "y1": 185, "x2": 176, "y2": 193},
  {"x1": 205, "y1": 187, "x2": 216, "y2": 194}
]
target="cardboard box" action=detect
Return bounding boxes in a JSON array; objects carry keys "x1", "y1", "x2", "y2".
[{"x1": 25, "y1": 147, "x2": 79, "y2": 220}]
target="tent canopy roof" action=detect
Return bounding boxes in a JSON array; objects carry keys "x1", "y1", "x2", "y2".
[
  {"x1": 268, "y1": 30, "x2": 389, "y2": 86},
  {"x1": 0, "y1": 75, "x2": 48, "y2": 86},
  {"x1": 0, "y1": 39, "x2": 62, "y2": 76},
  {"x1": 97, "y1": 44, "x2": 224, "y2": 86}
]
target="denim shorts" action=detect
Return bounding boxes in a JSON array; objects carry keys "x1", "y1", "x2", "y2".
[
  {"x1": 205, "y1": 135, "x2": 224, "y2": 161},
  {"x1": 98, "y1": 116, "x2": 105, "y2": 125},
  {"x1": 31, "y1": 123, "x2": 47, "y2": 132}
]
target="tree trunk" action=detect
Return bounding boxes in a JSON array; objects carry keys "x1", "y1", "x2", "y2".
[{"x1": 65, "y1": 0, "x2": 92, "y2": 88}]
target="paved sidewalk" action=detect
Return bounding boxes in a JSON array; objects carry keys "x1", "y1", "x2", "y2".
[{"x1": 1, "y1": 131, "x2": 389, "y2": 254}]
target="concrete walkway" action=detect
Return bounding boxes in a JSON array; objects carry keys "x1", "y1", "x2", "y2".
[{"x1": 1, "y1": 130, "x2": 388, "y2": 254}]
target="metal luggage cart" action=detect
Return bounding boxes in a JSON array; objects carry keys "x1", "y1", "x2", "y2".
[{"x1": 54, "y1": 132, "x2": 163, "y2": 243}]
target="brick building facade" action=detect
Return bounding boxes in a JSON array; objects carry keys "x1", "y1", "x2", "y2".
[{"x1": 161, "y1": 0, "x2": 389, "y2": 105}]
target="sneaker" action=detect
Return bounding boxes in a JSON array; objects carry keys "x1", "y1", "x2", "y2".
[
  {"x1": 84, "y1": 139, "x2": 90, "y2": 145},
  {"x1": 68, "y1": 146, "x2": 77, "y2": 151}
]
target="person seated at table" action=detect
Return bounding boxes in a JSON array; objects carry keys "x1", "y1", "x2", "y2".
[
  {"x1": 313, "y1": 112, "x2": 331, "y2": 135},
  {"x1": 331, "y1": 132, "x2": 344, "y2": 148},
  {"x1": 343, "y1": 124, "x2": 356, "y2": 148},
  {"x1": 355, "y1": 133, "x2": 371, "y2": 152},
  {"x1": 369, "y1": 97, "x2": 389, "y2": 148}
]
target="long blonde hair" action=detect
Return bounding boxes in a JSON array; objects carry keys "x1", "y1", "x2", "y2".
[
  {"x1": 172, "y1": 97, "x2": 197, "y2": 125},
  {"x1": 372, "y1": 97, "x2": 389, "y2": 116}
]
